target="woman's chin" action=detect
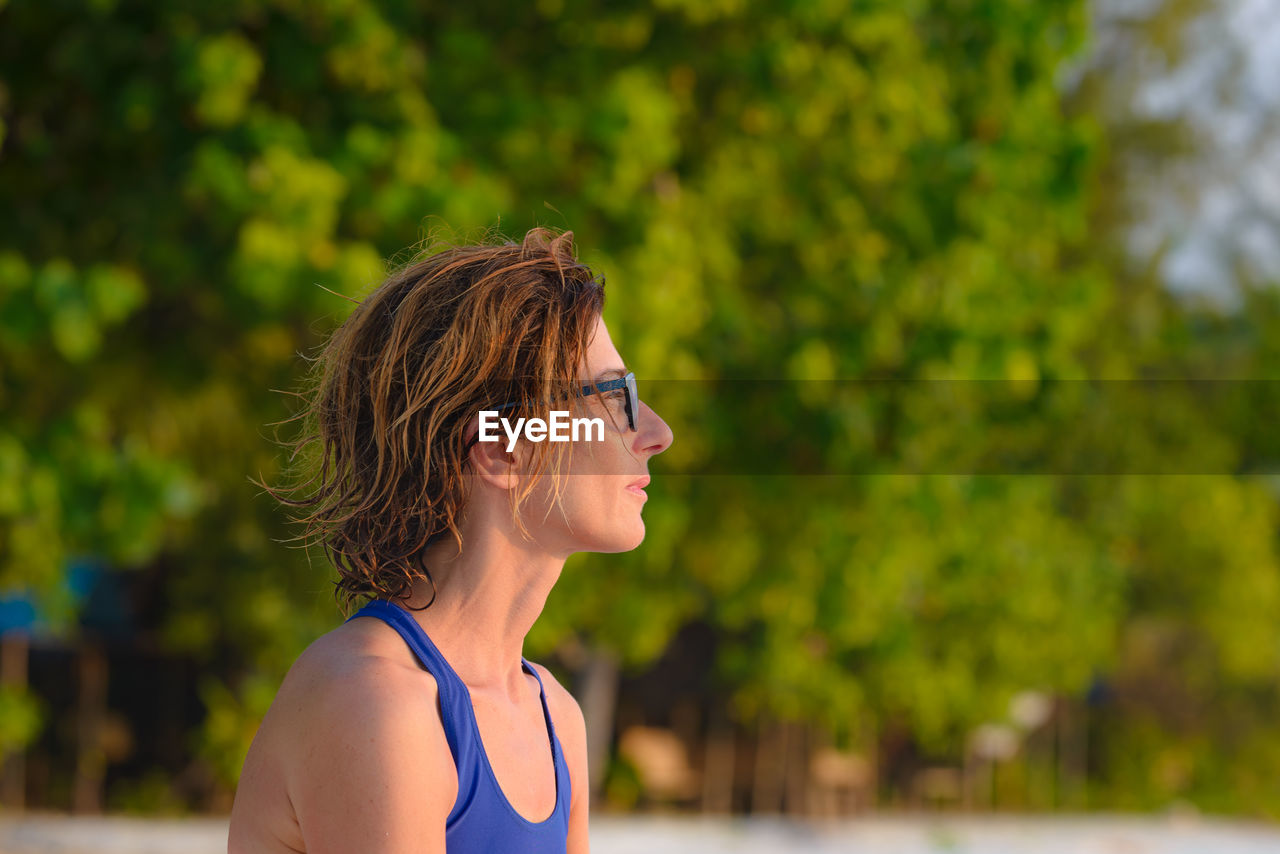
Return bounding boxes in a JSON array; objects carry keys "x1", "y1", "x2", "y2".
[{"x1": 588, "y1": 521, "x2": 646, "y2": 554}]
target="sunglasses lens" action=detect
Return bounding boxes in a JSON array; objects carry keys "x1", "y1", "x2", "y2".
[{"x1": 627, "y1": 374, "x2": 638, "y2": 431}]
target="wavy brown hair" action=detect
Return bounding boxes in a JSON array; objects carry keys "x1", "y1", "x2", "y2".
[{"x1": 257, "y1": 226, "x2": 606, "y2": 614}]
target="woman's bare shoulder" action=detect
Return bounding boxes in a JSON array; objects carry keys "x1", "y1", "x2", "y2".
[
  {"x1": 231, "y1": 617, "x2": 457, "y2": 853},
  {"x1": 282, "y1": 616, "x2": 434, "y2": 708},
  {"x1": 525, "y1": 662, "x2": 582, "y2": 722},
  {"x1": 273, "y1": 616, "x2": 456, "y2": 771}
]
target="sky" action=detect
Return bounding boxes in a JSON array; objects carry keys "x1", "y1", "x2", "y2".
[{"x1": 1090, "y1": 0, "x2": 1280, "y2": 309}]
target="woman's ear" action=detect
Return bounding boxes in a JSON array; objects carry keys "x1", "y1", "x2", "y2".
[{"x1": 464, "y1": 411, "x2": 525, "y2": 491}]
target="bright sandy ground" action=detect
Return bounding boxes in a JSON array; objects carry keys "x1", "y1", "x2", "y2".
[{"x1": 1, "y1": 813, "x2": 1280, "y2": 853}]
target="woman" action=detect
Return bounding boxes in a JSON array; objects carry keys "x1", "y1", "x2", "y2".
[{"x1": 227, "y1": 227, "x2": 674, "y2": 853}]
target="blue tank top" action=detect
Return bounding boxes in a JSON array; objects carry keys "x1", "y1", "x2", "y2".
[{"x1": 344, "y1": 598, "x2": 571, "y2": 853}]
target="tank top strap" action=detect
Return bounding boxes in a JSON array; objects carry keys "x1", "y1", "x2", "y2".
[
  {"x1": 520, "y1": 660, "x2": 559, "y2": 748},
  {"x1": 344, "y1": 598, "x2": 483, "y2": 816},
  {"x1": 520, "y1": 657, "x2": 574, "y2": 812}
]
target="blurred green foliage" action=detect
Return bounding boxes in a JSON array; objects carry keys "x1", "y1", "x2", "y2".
[
  {"x1": 1, "y1": 0, "x2": 1278, "y2": 818},
  {"x1": 0, "y1": 683, "x2": 43, "y2": 757}
]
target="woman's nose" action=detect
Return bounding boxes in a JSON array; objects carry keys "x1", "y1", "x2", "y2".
[{"x1": 636, "y1": 400, "x2": 674, "y2": 456}]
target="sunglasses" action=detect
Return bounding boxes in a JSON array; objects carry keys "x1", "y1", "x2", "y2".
[
  {"x1": 577, "y1": 371, "x2": 639, "y2": 433},
  {"x1": 467, "y1": 371, "x2": 639, "y2": 449}
]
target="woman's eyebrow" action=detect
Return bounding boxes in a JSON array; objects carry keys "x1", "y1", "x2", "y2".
[{"x1": 589, "y1": 368, "x2": 627, "y2": 384}]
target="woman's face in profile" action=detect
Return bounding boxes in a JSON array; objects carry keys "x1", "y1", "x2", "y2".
[{"x1": 525, "y1": 314, "x2": 674, "y2": 557}]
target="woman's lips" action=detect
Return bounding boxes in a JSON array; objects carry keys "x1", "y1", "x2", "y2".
[{"x1": 626, "y1": 475, "x2": 650, "y2": 499}]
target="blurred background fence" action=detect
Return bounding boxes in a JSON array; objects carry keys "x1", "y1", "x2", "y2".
[{"x1": 1, "y1": 0, "x2": 1280, "y2": 824}]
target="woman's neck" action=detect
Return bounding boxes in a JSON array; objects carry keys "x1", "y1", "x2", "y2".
[{"x1": 398, "y1": 513, "x2": 566, "y2": 701}]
